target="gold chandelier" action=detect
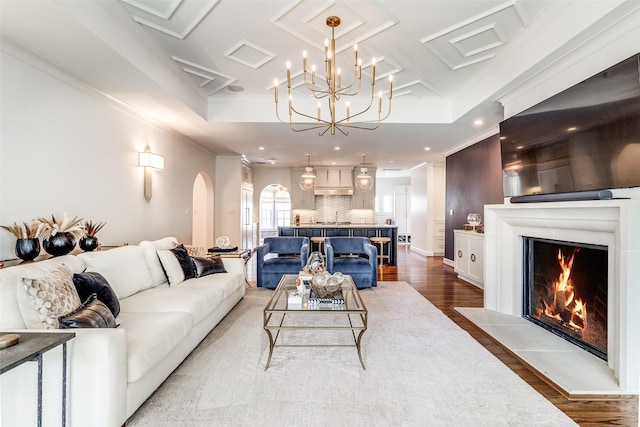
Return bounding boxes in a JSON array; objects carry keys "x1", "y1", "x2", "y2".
[{"x1": 274, "y1": 16, "x2": 393, "y2": 136}]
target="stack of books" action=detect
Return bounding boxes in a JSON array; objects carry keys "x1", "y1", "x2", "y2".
[{"x1": 308, "y1": 289, "x2": 344, "y2": 305}]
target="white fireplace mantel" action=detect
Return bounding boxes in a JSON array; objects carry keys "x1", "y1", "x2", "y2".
[{"x1": 478, "y1": 198, "x2": 639, "y2": 395}]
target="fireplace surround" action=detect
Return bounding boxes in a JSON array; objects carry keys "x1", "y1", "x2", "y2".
[{"x1": 461, "y1": 196, "x2": 639, "y2": 396}]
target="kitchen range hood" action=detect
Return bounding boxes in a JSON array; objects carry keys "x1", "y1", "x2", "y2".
[
  {"x1": 313, "y1": 167, "x2": 354, "y2": 196},
  {"x1": 314, "y1": 187, "x2": 354, "y2": 196}
]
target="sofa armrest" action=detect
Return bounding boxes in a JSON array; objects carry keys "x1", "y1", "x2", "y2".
[
  {"x1": 0, "y1": 328, "x2": 127, "y2": 427},
  {"x1": 364, "y1": 243, "x2": 377, "y2": 267}
]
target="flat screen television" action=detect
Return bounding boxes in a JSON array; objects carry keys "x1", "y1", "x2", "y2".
[{"x1": 500, "y1": 53, "x2": 640, "y2": 202}]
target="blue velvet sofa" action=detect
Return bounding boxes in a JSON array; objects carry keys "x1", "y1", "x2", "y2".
[
  {"x1": 324, "y1": 237, "x2": 377, "y2": 288},
  {"x1": 256, "y1": 236, "x2": 309, "y2": 288}
]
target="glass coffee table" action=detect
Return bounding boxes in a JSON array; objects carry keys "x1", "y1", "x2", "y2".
[{"x1": 263, "y1": 274, "x2": 368, "y2": 370}]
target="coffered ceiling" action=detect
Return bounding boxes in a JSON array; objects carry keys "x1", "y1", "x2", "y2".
[{"x1": 1, "y1": 0, "x2": 637, "y2": 176}]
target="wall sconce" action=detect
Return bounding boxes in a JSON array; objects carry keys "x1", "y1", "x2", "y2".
[{"x1": 138, "y1": 146, "x2": 164, "y2": 201}]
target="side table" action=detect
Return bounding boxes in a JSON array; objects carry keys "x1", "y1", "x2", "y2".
[
  {"x1": 0, "y1": 332, "x2": 75, "y2": 427},
  {"x1": 208, "y1": 248, "x2": 253, "y2": 286}
]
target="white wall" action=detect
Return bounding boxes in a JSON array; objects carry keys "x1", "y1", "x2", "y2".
[
  {"x1": 410, "y1": 163, "x2": 446, "y2": 256},
  {"x1": 0, "y1": 48, "x2": 217, "y2": 260},
  {"x1": 252, "y1": 167, "x2": 293, "y2": 215},
  {"x1": 375, "y1": 177, "x2": 410, "y2": 225}
]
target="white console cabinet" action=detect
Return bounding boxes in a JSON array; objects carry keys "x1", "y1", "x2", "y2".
[{"x1": 454, "y1": 230, "x2": 484, "y2": 288}]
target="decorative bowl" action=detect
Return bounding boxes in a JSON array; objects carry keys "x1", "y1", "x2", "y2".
[
  {"x1": 305, "y1": 251, "x2": 325, "y2": 274},
  {"x1": 467, "y1": 213, "x2": 482, "y2": 226},
  {"x1": 309, "y1": 271, "x2": 343, "y2": 299},
  {"x1": 216, "y1": 236, "x2": 231, "y2": 249}
]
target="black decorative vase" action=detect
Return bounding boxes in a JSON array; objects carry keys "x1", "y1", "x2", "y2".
[
  {"x1": 15, "y1": 238, "x2": 40, "y2": 261},
  {"x1": 79, "y1": 236, "x2": 99, "y2": 252},
  {"x1": 43, "y1": 232, "x2": 77, "y2": 257}
]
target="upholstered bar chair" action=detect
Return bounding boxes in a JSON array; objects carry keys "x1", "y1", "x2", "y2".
[
  {"x1": 324, "y1": 237, "x2": 377, "y2": 288},
  {"x1": 256, "y1": 236, "x2": 309, "y2": 288}
]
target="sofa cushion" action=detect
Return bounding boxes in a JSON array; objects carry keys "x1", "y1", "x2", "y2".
[
  {"x1": 59, "y1": 294, "x2": 117, "y2": 328},
  {"x1": 116, "y1": 311, "x2": 192, "y2": 383},
  {"x1": 78, "y1": 246, "x2": 154, "y2": 299},
  {"x1": 138, "y1": 237, "x2": 178, "y2": 287},
  {"x1": 72, "y1": 271, "x2": 120, "y2": 317},
  {"x1": 18, "y1": 264, "x2": 82, "y2": 329},
  {"x1": 192, "y1": 255, "x2": 226, "y2": 277},
  {"x1": 118, "y1": 285, "x2": 226, "y2": 325}
]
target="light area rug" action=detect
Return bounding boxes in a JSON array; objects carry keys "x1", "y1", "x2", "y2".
[{"x1": 127, "y1": 282, "x2": 577, "y2": 427}]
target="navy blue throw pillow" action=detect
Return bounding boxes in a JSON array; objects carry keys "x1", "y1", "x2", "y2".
[
  {"x1": 171, "y1": 244, "x2": 196, "y2": 280},
  {"x1": 72, "y1": 271, "x2": 120, "y2": 317}
]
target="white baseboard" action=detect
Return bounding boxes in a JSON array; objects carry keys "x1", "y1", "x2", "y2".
[
  {"x1": 410, "y1": 246, "x2": 428, "y2": 256},
  {"x1": 443, "y1": 258, "x2": 454, "y2": 267}
]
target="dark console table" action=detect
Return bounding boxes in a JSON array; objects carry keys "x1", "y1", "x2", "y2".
[{"x1": 0, "y1": 332, "x2": 75, "y2": 427}]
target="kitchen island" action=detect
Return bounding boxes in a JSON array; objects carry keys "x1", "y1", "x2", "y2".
[{"x1": 278, "y1": 224, "x2": 398, "y2": 266}]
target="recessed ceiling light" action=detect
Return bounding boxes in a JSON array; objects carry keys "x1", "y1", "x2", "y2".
[
  {"x1": 474, "y1": 119, "x2": 483, "y2": 126},
  {"x1": 259, "y1": 146, "x2": 264, "y2": 150},
  {"x1": 516, "y1": 145, "x2": 524, "y2": 150},
  {"x1": 331, "y1": 161, "x2": 336, "y2": 165},
  {"x1": 500, "y1": 136, "x2": 506, "y2": 140},
  {"x1": 227, "y1": 85, "x2": 244, "y2": 92},
  {"x1": 334, "y1": 146, "x2": 340, "y2": 150},
  {"x1": 567, "y1": 127, "x2": 577, "y2": 131},
  {"x1": 424, "y1": 147, "x2": 431, "y2": 151}
]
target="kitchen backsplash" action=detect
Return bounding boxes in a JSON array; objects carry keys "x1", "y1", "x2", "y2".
[{"x1": 293, "y1": 195, "x2": 375, "y2": 224}]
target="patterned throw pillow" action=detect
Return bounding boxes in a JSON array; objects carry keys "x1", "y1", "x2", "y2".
[
  {"x1": 173, "y1": 242, "x2": 206, "y2": 257},
  {"x1": 20, "y1": 264, "x2": 82, "y2": 329}
]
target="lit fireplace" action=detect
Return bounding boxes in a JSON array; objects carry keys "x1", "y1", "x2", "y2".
[{"x1": 523, "y1": 237, "x2": 607, "y2": 360}]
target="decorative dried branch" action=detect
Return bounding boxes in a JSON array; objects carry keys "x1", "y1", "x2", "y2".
[
  {"x1": 84, "y1": 220, "x2": 106, "y2": 237},
  {"x1": 38, "y1": 213, "x2": 84, "y2": 240},
  {"x1": 0, "y1": 221, "x2": 43, "y2": 239}
]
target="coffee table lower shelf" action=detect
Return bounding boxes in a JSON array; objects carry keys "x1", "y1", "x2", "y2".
[{"x1": 262, "y1": 275, "x2": 367, "y2": 370}]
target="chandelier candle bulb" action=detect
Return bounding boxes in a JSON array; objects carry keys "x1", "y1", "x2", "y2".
[
  {"x1": 371, "y1": 57, "x2": 376, "y2": 84},
  {"x1": 273, "y1": 15, "x2": 392, "y2": 135}
]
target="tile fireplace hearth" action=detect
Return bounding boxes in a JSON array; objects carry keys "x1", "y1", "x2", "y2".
[{"x1": 458, "y1": 197, "x2": 639, "y2": 396}]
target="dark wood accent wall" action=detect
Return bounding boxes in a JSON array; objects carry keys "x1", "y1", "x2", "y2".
[{"x1": 444, "y1": 134, "x2": 504, "y2": 260}]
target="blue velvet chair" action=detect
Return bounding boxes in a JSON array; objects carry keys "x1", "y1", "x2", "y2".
[
  {"x1": 256, "y1": 237, "x2": 309, "y2": 288},
  {"x1": 324, "y1": 237, "x2": 377, "y2": 288}
]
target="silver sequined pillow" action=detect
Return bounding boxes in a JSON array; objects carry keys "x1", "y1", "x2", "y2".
[{"x1": 20, "y1": 264, "x2": 82, "y2": 329}]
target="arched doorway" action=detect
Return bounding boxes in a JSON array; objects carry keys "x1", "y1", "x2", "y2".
[
  {"x1": 259, "y1": 184, "x2": 291, "y2": 244},
  {"x1": 192, "y1": 172, "x2": 214, "y2": 247}
]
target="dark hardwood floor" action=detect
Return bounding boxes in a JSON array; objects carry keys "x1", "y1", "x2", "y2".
[{"x1": 247, "y1": 245, "x2": 638, "y2": 426}]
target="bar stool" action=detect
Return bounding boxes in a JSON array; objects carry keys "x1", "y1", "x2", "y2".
[
  {"x1": 310, "y1": 236, "x2": 325, "y2": 254},
  {"x1": 370, "y1": 236, "x2": 391, "y2": 266}
]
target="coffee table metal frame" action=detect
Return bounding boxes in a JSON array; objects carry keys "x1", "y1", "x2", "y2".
[{"x1": 263, "y1": 274, "x2": 367, "y2": 370}]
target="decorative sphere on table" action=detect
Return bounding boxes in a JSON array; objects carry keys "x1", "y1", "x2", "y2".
[
  {"x1": 305, "y1": 251, "x2": 325, "y2": 274},
  {"x1": 467, "y1": 213, "x2": 482, "y2": 226},
  {"x1": 216, "y1": 236, "x2": 231, "y2": 249}
]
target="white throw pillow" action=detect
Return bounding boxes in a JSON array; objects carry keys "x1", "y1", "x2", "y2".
[
  {"x1": 78, "y1": 246, "x2": 153, "y2": 299},
  {"x1": 18, "y1": 264, "x2": 81, "y2": 329},
  {"x1": 157, "y1": 250, "x2": 185, "y2": 285},
  {"x1": 139, "y1": 237, "x2": 178, "y2": 286}
]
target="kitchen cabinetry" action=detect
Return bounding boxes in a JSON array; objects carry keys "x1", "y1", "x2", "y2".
[
  {"x1": 290, "y1": 169, "x2": 315, "y2": 209},
  {"x1": 454, "y1": 230, "x2": 483, "y2": 288}
]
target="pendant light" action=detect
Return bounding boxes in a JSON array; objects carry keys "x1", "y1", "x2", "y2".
[
  {"x1": 299, "y1": 154, "x2": 316, "y2": 191},
  {"x1": 355, "y1": 154, "x2": 373, "y2": 192}
]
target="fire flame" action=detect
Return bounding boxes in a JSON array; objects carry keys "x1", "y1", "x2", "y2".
[{"x1": 541, "y1": 248, "x2": 587, "y2": 332}]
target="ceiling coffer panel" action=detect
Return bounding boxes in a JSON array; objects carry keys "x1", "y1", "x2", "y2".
[
  {"x1": 121, "y1": 0, "x2": 220, "y2": 39},
  {"x1": 420, "y1": 1, "x2": 532, "y2": 71}
]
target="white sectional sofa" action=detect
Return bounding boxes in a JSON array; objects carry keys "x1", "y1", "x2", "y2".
[{"x1": 0, "y1": 237, "x2": 246, "y2": 427}]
